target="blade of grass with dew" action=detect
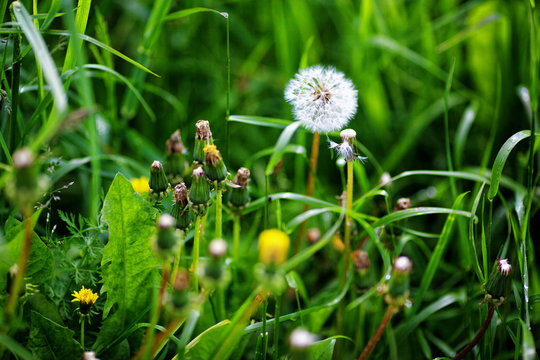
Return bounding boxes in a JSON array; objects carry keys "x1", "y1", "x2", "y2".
[
  {"x1": 411, "y1": 193, "x2": 468, "y2": 314},
  {"x1": 487, "y1": 130, "x2": 532, "y2": 200}
]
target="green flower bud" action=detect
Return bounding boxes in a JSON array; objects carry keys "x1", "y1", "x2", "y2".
[
  {"x1": 200, "y1": 239, "x2": 230, "y2": 289},
  {"x1": 203, "y1": 145, "x2": 227, "y2": 183},
  {"x1": 155, "y1": 214, "x2": 178, "y2": 255},
  {"x1": 386, "y1": 256, "x2": 412, "y2": 305},
  {"x1": 189, "y1": 166, "x2": 210, "y2": 216},
  {"x1": 171, "y1": 268, "x2": 191, "y2": 310},
  {"x1": 485, "y1": 258, "x2": 512, "y2": 303},
  {"x1": 149, "y1": 161, "x2": 169, "y2": 197},
  {"x1": 171, "y1": 183, "x2": 193, "y2": 230},
  {"x1": 165, "y1": 130, "x2": 187, "y2": 185},
  {"x1": 228, "y1": 167, "x2": 250, "y2": 210},
  {"x1": 193, "y1": 120, "x2": 213, "y2": 163}
]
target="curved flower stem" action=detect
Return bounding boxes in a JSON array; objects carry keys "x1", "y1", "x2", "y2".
[
  {"x1": 6, "y1": 209, "x2": 33, "y2": 319},
  {"x1": 216, "y1": 188, "x2": 223, "y2": 238},
  {"x1": 358, "y1": 305, "x2": 396, "y2": 360},
  {"x1": 452, "y1": 303, "x2": 496, "y2": 360},
  {"x1": 192, "y1": 215, "x2": 202, "y2": 292},
  {"x1": 293, "y1": 131, "x2": 320, "y2": 254}
]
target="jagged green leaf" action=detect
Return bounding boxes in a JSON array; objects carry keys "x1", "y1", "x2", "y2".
[
  {"x1": 93, "y1": 173, "x2": 159, "y2": 354},
  {"x1": 185, "y1": 320, "x2": 231, "y2": 360},
  {"x1": 27, "y1": 311, "x2": 83, "y2": 359}
]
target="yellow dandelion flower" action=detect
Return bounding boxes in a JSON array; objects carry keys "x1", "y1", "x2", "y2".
[
  {"x1": 72, "y1": 286, "x2": 99, "y2": 314},
  {"x1": 203, "y1": 144, "x2": 222, "y2": 164},
  {"x1": 130, "y1": 176, "x2": 150, "y2": 194},
  {"x1": 258, "y1": 229, "x2": 290, "y2": 265}
]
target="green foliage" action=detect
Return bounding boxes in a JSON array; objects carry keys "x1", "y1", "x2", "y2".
[
  {"x1": 27, "y1": 311, "x2": 83, "y2": 359},
  {"x1": 93, "y1": 173, "x2": 159, "y2": 354}
]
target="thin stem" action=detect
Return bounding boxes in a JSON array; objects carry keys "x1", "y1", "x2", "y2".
[
  {"x1": 262, "y1": 298, "x2": 268, "y2": 359},
  {"x1": 342, "y1": 160, "x2": 353, "y2": 287},
  {"x1": 171, "y1": 230, "x2": 185, "y2": 284},
  {"x1": 293, "y1": 131, "x2": 320, "y2": 254},
  {"x1": 80, "y1": 318, "x2": 85, "y2": 350},
  {"x1": 192, "y1": 215, "x2": 202, "y2": 292},
  {"x1": 233, "y1": 215, "x2": 240, "y2": 263},
  {"x1": 6, "y1": 209, "x2": 32, "y2": 318},
  {"x1": 358, "y1": 305, "x2": 396, "y2": 360},
  {"x1": 273, "y1": 294, "x2": 282, "y2": 360},
  {"x1": 452, "y1": 303, "x2": 496, "y2": 360},
  {"x1": 216, "y1": 188, "x2": 223, "y2": 238}
]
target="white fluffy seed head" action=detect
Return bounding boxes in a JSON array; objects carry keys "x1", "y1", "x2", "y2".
[
  {"x1": 285, "y1": 65, "x2": 358, "y2": 133},
  {"x1": 340, "y1": 128, "x2": 356, "y2": 141},
  {"x1": 192, "y1": 166, "x2": 204, "y2": 177},
  {"x1": 394, "y1": 256, "x2": 412, "y2": 273},
  {"x1": 209, "y1": 238, "x2": 228, "y2": 258},
  {"x1": 289, "y1": 328, "x2": 316, "y2": 349},
  {"x1": 82, "y1": 352, "x2": 100, "y2": 360},
  {"x1": 159, "y1": 213, "x2": 175, "y2": 229},
  {"x1": 498, "y1": 258, "x2": 512, "y2": 276}
]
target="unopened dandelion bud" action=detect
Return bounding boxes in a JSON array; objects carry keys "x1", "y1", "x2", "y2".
[
  {"x1": 149, "y1": 161, "x2": 169, "y2": 197},
  {"x1": 379, "y1": 172, "x2": 392, "y2": 187},
  {"x1": 203, "y1": 144, "x2": 227, "y2": 183},
  {"x1": 193, "y1": 120, "x2": 214, "y2": 163},
  {"x1": 306, "y1": 228, "x2": 320, "y2": 244},
  {"x1": 387, "y1": 256, "x2": 412, "y2": 302},
  {"x1": 171, "y1": 268, "x2": 190, "y2": 309},
  {"x1": 229, "y1": 167, "x2": 251, "y2": 210},
  {"x1": 156, "y1": 214, "x2": 178, "y2": 252},
  {"x1": 352, "y1": 249, "x2": 370, "y2": 271},
  {"x1": 165, "y1": 130, "x2": 187, "y2": 184},
  {"x1": 394, "y1": 197, "x2": 411, "y2": 212},
  {"x1": 485, "y1": 258, "x2": 512, "y2": 301},
  {"x1": 258, "y1": 229, "x2": 290, "y2": 266},
  {"x1": 289, "y1": 328, "x2": 317, "y2": 350},
  {"x1": 189, "y1": 166, "x2": 210, "y2": 215},
  {"x1": 7, "y1": 147, "x2": 48, "y2": 210},
  {"x1": 332, "y1": 234, "x2": 345, "y2": 252},
  {"x1": 172, "y1": 183, "x2": 193, "y2": 230},
  {"x1": 209, "y1": 238, "x2": 227, "y2": 259}
]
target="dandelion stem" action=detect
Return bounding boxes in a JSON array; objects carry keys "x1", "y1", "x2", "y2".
[
  {"x1": 233, "y1": 215, "x2": 240, "y2": 263},
  {"x1": 342, "y1": 160, "x2": 353, "y2": 287},
  {"x1": 192, "y1": 215, "x2": 202, "y2": 292},
  {"x1": 80, "y1": 318, "x2": 85, "y2": 350},
  {"x1": 6, "y1": 209, "x2": 33, "y2": 319},
  {"x1": 262, "y1": 298, "x2": 268, "y2": 359},
  {"x1": 358, "y1": 305, "x2": 396, "y2": 360},
  {"x1": 452, "y1": 303, "x2": 496, "y2": 360},
  {"x1": 273, "y1": 294, "x2": 282, "y2": 360},
  {"x1": 216, "y1": 188, "x2": 223, "y2": 238},
  {"x1": 171, "y1": 230, "x2": 185, "y2": 284},
  {"x1": 293, "y1": 131, "x2": 320, "y2": 254}
]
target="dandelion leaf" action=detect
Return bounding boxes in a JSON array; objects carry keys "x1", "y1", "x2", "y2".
[
  {"x1": 0, "y1": 210, "x2": 54, "y2": 293},
  {"x1": 27, "y1": 310, "x2": 83, "y2": 359},
  {"x1": 93, "y1": 173, "x2": 159, "y2": 355},
  {"x1": 185, "y1": 320, "x2": 231, "y2": 360},
  {"x1": 306, "y1": 338, "x2": 336, "y2": 360}
]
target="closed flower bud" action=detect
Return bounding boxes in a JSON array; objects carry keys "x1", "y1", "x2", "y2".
[
  {"x1": 189, "y1": 166, "x2": 210, "y2": 215},
  {"x1": 228, "y1": 167, "x2": 251, "y2": 210},
  {"x1": 171, "y1": 268, "x2": 190, "y2": 310},
  {"x1": 352, "y1": 249, "x2": 370, "y2": 271},
  {"x1": 306, "y1": 228, "x2": 320, "y2": 244},
  {"x1": 258, "y1": 229, "x2": 290, "y2": 265},
  {"x1": 193, "y1": 120, "x2": 214, "y2": 163},
  {"x1": 485, "y1": 258, "x2": 512, "y2": 302},
  {"x1": 208, "y1": 238, "x2": 227, "y2": 259},
  {"x1": 165, "y1": 130, "x2": 187, "y2": 185},
  {"x1": 203, "y1": 144, "x2": 228, "y2": 183},
  {"x1": 394, "y1": 197, "x2": 411, "y2": 212},
  {"x1": 386, "y1": 256, "x2": 412, "y2": 305},
  {"x1": 171, "y1": 183, "x2": 193, "y2": 230},
  {"x1": 155, "y1": 214, "x2": 178, "y2": 254},
  {"x1": 149, "y1": 161, "x2": 169, "y2": 197},
  {"x1": 200, "y1": 239, "x2": 230, "y2": 289}
]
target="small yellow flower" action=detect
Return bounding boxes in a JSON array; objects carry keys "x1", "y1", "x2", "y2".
[
  {"x1": 130, "y1": 176, "x2": 150, "y2": 194},
  {"x1": 203, "y1": 144, "x2": 222, "y2": 164},
  {"x1": 258, "y1": 229, "x2": 290, "y2": 265},
  {"x1": 72, "y1": 286, "x2": 99, "y2": 314}
]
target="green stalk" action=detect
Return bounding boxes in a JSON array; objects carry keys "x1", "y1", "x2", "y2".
[
  {"x1": 192, "y1": 215, "x2": 202, "y2": 292},
  {"x1": 216, "y1": 188, "x2": 223, "y2": 238},
  {"x1": 262, "y1": 298, "x2": 268, "y2": 359},
  {"x1": 273, "y1": 295, "x2": 282, "y2": 360},
  {"x1": 357, "y1": 305, "x2": 396, "y2": 360},
  {"x1": 171, "y1": 230, "x2": 185, "y2": 283},
  {"x1": 80, "y1": 318, "x2": 85, "y2": 350},
  {"x1": 233, "y1": 215, "x2": 240, "y2": 263},
  {"x1": 8, "y1": 17, "x2": 21, "y2": 152},
  {"x1": 342, "y1": 160, "x2": 353, "y2": 286},
  {"x1": 32, "y1": 0, "x2": 46, "y2": 127}
]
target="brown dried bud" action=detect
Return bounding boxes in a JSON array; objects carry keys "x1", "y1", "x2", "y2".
[
  {"x1": 394, "y1": 197, "x2": 411, "y2": 212},
  {"x1": 352, "y1": 249, "x2": 370, "y2": 270},
  {"x1": 306, "y1": 228, "x2": 320, "y2": 244},
  {"x1": 195, "y1": 120, "x2": 212, "y2": 140},
  {"x1": 234, "y1": 167, "x2": 250, "y2": 188},
  {"x1": 166, "y1": 130, "x2": 185, "y2": 154},
  {"x1": 174, "y1": 183, "x2": 189, "y2": 206},
  {"x1": 173, "y1": 268, "x2": 190, "y2": 292}
]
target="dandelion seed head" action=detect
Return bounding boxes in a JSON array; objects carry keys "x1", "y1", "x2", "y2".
[
  {"x1": 289, "y1": 328, "x2": 317, "y2": 349},
  {"x1": 497, "y1": 258, "x2": 512, "y2": 276},
  {"x1": 285, "y1": 65, "x2": 357, "y2": 133}
]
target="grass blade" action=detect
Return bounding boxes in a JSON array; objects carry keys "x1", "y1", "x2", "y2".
[
  {"x1": 229, "y1": 115, "x2": 292, "y2": 129},
  {"x1": 265, "y1": 121, "x2": 302, "y2": 175}
]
